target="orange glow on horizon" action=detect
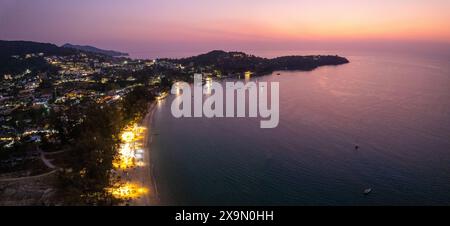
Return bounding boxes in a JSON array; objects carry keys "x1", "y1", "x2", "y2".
[{"x1": 2, "y1": 0, "x2": 449, "y2": 52}]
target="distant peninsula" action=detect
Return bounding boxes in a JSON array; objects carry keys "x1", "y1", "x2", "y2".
[
  {"x1": 62, "y1": 43, "x2": 129, "y2": 57},
  {"x1": 163, "y1": 50, "x2": 349, "y2": 76}
]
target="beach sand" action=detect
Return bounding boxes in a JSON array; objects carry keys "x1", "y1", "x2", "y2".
[{"x1": 129, "y1": 102, "x2": 159, "y2": 206}]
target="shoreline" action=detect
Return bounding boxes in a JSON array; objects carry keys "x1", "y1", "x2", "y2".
[{"x1": 129, "y1": 101, "x2": 159, "y2": 206}]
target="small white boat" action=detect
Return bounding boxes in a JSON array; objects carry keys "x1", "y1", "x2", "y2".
[{"x1": 364, "y1": 188, "x2": 373, "y2": 195}]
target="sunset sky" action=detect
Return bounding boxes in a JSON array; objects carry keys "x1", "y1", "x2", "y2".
[{"x1": 1, "y1": 0, "x2": 449, "y2": 57}]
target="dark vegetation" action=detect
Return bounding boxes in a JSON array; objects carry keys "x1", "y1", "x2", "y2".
[
  {"x1": 62, "y1": 43, "x2": 129, "y2": 57},
  {"x1": 56, "y1": 87, "x2": 154, "y2": 205},
  {"x1": 0, "y1": 40, "x2": 75, "y2": 58},
  {"x1": 165, "y1": 50, "x2": 349, "y2": 75}
]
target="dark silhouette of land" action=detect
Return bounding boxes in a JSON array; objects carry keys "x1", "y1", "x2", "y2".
[
  {"x1": 164, "y1": 50, "x2": 349, "y2": 75},
  {"x1": 62, "y1": 43, "x2": 129, "y2": 57}
]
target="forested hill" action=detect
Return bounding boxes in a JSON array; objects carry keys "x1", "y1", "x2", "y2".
[
  {"x1": 0, "y1": 40, "x2": 76, "y2": 59},
  {"x1": 62, "y1": 43, "x2": 129, "y2": 57},
  {"x1": 164, "y1": 50, "x2": 349, "y2": 74}
]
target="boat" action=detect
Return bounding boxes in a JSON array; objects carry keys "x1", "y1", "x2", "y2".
[{"x1": 364, "y1": 188, "x2": 372, "y2": 195}]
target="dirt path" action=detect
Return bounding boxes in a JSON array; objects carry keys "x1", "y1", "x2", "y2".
[{"x1": 0, "y1": 170, "x2": 58, "y2": 182}]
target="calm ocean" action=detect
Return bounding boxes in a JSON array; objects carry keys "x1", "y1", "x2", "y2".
[{"x1": 149, "y1": 51, "x2": 450, "y2": 205}]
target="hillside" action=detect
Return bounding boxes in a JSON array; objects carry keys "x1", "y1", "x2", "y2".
[
  {"x1": 0, "y1": 40, "x2": 76, "y2": 59},
  {"x1": 166, "y1": 50, "x2": 349, "y2": 74},
  {"x1": 0, "y1": 40, "x2": 76, "y2": 75},
  {"x1": 62, "y1": 43, "x2": 128, "y2": 57}
]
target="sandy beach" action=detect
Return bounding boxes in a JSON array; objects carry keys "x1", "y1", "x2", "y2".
[{"x1": 129, "y1": 102, "x2": 159, "y2": 206}]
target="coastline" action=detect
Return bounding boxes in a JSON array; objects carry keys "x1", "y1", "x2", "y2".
[{"x1": 129, "y1": 101, "x2": 159, "y2": 206}]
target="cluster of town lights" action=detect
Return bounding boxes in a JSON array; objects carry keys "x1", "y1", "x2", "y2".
[
  {"x1": 109, "y1": 123, "x2": 148, "y2": 200},
  {"x1": 113, "y1": 123, "x2": 146, "y2": 169},
  {"x1": 107, "y1": 182, "x2": 149, "y2": 200}
]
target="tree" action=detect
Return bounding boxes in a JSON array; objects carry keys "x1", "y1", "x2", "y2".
[{"x1": 57, "y1": 104, "x2": 123, "y2": 205}]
